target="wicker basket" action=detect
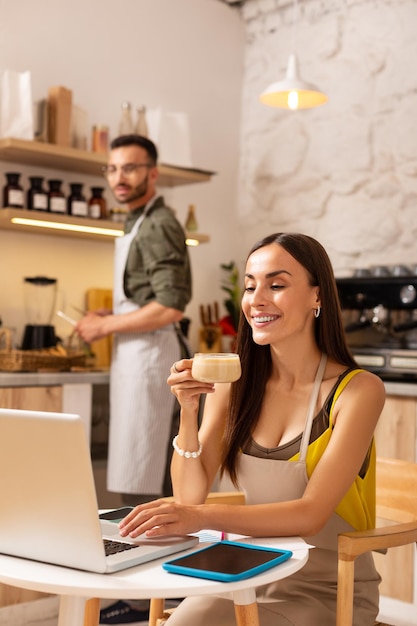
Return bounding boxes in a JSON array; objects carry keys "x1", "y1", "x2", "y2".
[{"x1": 0, "y1": 328, "x2": 86, "y2": 372}]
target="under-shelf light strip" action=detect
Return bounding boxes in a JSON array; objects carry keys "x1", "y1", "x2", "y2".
[
  {"x1": 11, "y1": 217, "x2": 125, "y2": 237},
  {"x1": 185, "y1": 237, "x2": 200, "y2": 247},
  {"x1": 11, "y1": 216, "x2": 202, "y2": 246}
]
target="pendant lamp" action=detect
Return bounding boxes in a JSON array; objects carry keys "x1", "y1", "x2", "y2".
[{"x1": 259, "y1": 1, "x2": 327, "y2": 110}]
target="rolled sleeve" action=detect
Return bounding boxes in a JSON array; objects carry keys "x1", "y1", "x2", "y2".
[{"x1": 124, "y1": 203, "x2": 192, "y2": 311}]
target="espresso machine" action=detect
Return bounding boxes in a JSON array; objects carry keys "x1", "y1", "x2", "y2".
[
  {"x1": 21, "y1": 276, "x2": 58, "y2": 350},
  {"x1": 336, "y1": 266, "x2": 417, "y2": 381}
]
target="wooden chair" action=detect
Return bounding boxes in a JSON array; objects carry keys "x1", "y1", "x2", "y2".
[
  {"x1": 150, "y1": 460, "x2": 417, "y2": 626},
  {"x1": 337, "y1": 457, "x2": 417, "y2": 626}
]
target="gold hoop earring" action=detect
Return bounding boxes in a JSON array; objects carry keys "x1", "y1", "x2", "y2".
[{"x1": 315, "y1": 306, "x2": 321, "y2": 318}]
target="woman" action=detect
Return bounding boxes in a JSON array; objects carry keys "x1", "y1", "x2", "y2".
[{"x1": 119, "y1": 232, "x2": 385, "y2": 626}]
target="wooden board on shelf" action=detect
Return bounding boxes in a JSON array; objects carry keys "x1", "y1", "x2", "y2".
[
  {"x1": 86, "y1": 289, "x2": 113, "y2": 368},
  {"x1": 0, "y1": 137, "x2": 215, "y2": 186}
]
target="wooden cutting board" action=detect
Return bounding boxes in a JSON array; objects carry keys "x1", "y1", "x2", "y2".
[{"x1": 86, "y1": 288, "x2": 113, "y2": 368}]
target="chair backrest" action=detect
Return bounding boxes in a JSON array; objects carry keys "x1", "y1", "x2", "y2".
[
  {"x1": 376, "y1": 457, "x2": 417, "y2": 524},
  {"x1": 337, "y1": 458, "x2": 417, "y2": 626},
  {"x1": 160, "y1": 491, "x2": 245, "y2": 506},
  {"x1": 204, "y1": 491, "x2": 245, "y2": 505}
]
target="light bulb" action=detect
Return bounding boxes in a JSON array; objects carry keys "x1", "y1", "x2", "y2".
[{"x1": 288, "y1": 91, "x2": 299, "y2": 110}]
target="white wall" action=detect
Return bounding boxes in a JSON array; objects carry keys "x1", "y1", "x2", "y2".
[
  {"x1": 3, "y1": 0, "x2": 414, "y2": 351},
  {"x1": 238, "y1": 0, "x2": 417, "y2": 276},
  {"x1": 0, "y1": 0, "x2": 245, "y2": 350}
]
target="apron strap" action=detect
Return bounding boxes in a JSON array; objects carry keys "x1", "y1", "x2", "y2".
[
  {"x1": 299, "y1": 353, "x2": 327, "y2": 462},
  {"x1": 128, "y1": 194, "x2": 160, "y2": 237},
  {"x1": 113, "y1": 195, "x2": 160, "y2": 311}
]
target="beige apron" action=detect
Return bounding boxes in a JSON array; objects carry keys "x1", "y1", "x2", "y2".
[
  {"x1": 167, "y1": 354, "x2": 380, "y2": 626},
  {"x1": 107, "y1": 197, "x2": 180, "y2": 495}
]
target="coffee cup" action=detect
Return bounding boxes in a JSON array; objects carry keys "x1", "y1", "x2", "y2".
[{"x1": 191, "y1": 353, "x2": 241, "y2": 383}]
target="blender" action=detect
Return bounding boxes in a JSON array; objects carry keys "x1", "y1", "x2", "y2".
[{"x1": 21, "y1": 276, "x2": 58, "y2": 350}]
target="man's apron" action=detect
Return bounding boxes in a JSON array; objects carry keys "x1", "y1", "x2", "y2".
[{"x1": 107, "y1": 198, "x2": 180, "y2": 495}]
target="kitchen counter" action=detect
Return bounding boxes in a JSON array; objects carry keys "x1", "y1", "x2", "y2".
[
  {"x1": 0, "y1": 370, "x2": 110, "y2": 443},
  {"x1": 0, "y1": 371, "x2": 415, "y2": 393},
  {"x1": 0, "y1": 370, "x2": 110, "y2": 387}
]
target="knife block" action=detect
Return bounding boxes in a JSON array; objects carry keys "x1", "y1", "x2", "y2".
[{"x1": 199, "y1": 326, "x2": 222, "y2": 353}]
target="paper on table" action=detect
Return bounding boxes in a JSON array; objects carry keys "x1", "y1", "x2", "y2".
[
  {"x1": 193, "y1": 530, "x2": 314, "y2": 552},
  {"x1": 192, "y1": 530, "x2": 223, "y2": 543}
]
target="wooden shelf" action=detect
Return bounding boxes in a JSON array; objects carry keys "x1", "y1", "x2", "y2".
[
  {"x1": 0, "y1": 138, "x2": 212, "y2": 243},
  {"x1": 184, "y1": 231, "x2": 210, "y2": 245},
  {"x1": 0, "y1": 137, "x2": 215, "y2": 187},
  {"x1": 0, "y1": 208, "x2": 210, "y2": 244}
]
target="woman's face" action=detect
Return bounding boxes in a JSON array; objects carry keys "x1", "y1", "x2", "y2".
[{"x1": 242, "y1": 243, "x2": 320, "y2": 347}]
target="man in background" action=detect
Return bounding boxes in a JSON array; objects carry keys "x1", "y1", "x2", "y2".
[{"x1": 76, "y1": 134, "x2": 191, "y2": 506}]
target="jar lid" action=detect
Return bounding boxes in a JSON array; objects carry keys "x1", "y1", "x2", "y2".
[{"x1": 24, "y1": 276, "x2": 57, "y2": 285}]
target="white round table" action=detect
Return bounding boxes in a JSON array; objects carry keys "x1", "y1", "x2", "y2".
[{"x1": 0, "y1": 538, "x2": 309, "y2": 626}]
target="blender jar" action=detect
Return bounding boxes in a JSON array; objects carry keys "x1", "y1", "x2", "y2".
[{"x1": 21, "y1": 276, "x2": 58, "y2": 349}]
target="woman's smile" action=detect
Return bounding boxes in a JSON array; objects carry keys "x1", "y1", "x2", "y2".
[{"x1": 251, "y1": 314, "x2": 280, "y2": 326}]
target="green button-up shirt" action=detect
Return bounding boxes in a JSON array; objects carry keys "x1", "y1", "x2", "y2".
[{"x1": 123, "y1": 196, "x2": 192, "y2": 311}]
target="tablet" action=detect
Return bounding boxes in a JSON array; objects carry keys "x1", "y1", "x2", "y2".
[
  {"x1": 162, "y1": 540, "x2": 293, "y2": 582},
  {"x1": 99, "y1": 507, "x2": 134, "y2": 523}
]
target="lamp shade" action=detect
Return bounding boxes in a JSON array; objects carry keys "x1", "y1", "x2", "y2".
[{"x1": 260, "y1": 54, "x2": 328, "y2": 110}]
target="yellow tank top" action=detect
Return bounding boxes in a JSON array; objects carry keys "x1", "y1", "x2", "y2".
[{"x1": 289, "y1": 369, "x2": 376, "y2": 531}]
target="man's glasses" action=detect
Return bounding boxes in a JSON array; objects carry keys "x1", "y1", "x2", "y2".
[{"x1": 101, "y1": 163, "x2": 152, "y2": 177}]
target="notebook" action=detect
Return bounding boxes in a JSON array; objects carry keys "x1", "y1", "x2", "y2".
[{"x1": 0, "y1": 408, "x2": 198, "y2": 574}]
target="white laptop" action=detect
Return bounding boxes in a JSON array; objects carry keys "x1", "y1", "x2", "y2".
[{"x1": 0, "y1": 408, "x2": 198, "y2": 573}]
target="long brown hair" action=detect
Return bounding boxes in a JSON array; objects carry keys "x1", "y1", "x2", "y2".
[{"x1": 220, "y1": 232, "x2": 356, "y2": 486}]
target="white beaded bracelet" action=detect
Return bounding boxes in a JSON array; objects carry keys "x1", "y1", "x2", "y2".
[{"x1": 172, "y1": 435, "x2": 202, "y2": 459}]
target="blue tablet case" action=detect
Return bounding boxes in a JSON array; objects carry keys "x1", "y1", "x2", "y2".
[{"x1": 163, "y1": 540, "x2": 293, "y2": 582}]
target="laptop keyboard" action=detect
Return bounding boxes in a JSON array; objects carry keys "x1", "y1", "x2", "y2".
[{"x1": 104, "y1": 538, "x2": 140, "y2": 556}]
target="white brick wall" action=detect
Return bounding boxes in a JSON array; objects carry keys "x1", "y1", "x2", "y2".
[{"x1": 237, "y1": 0, "x2": 417, "y2": 275}]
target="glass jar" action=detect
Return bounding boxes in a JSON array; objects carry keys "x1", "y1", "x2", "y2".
[
  {"x1": 88, "y1": 187, "x2": 107, "y2": 219},
  {"x1": 118, "y1": 101, "x2": 134, "y2": 135},
  {"x1": 135, "y1": 106, "x2": 148, "y2": 137},
  {"x1": 92, "y1": 125, "x2": 109, "y2": 154},
  {"x1": 27, "y1": 176, "x2": 48, "y2": 212},
  {"x1": 3, "y1": 172, "x2": 24, "y2": 208},
  {"x1": 47, "y1": 180, "x2": 67, "y2": 214},
  {"x1": 67, "y1": 183, "x2": 88, "y2": 217}
]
